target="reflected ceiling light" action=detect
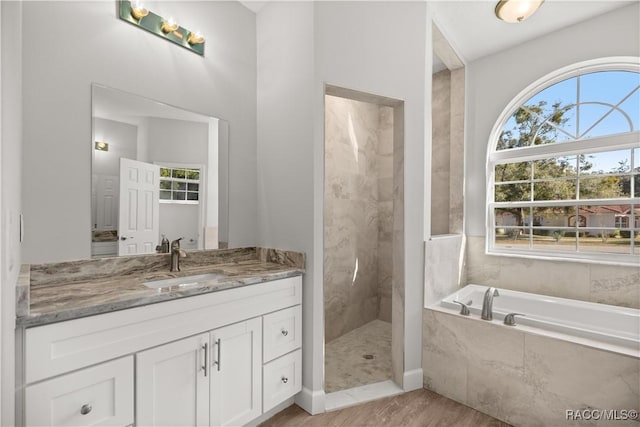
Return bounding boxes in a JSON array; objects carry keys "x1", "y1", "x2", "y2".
[
  {"x1": 188, "y1": 31, "x2": 205, "y2": 45},
  {"x1": 95, "y1": 141, "x2": 109, "y2": 152},
  {"x1": 495, "y1": 0, "x2": 544, "y2": 23},
  {"x1": 130, "y1": 0, "x2": 148, "y2": 20},
  {"x1": 161, "y1": 17, "x2": 179, "y2": 33}
]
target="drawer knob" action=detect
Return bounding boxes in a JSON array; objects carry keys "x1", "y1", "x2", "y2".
[
  {"x1": 281, "y1": 376, "x2": 289, "y2": 384},
  {"x1": 80, "y1": 404, "x2": 92, "y2": 415},
  {"x1": 281, "y1": 328, "x2": 289, "y2": 337}
]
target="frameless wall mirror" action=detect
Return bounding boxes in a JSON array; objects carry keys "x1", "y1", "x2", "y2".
[{"x1": 91, "y1": 84, "x2": 229, "y2": 258}]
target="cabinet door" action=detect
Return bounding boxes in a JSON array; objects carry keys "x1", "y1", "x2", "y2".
[
  {"x1": 210, "y1": 318, "x2": 262, "y2": 426},
  {"x1": 25, "y1": 356, "x2": 133, "y2": 427},
  {"x1": 136, "y1": 333, "x2": 209, "y2": 426}
]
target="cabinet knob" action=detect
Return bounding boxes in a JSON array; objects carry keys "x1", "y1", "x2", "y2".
[
  {"x1": 80, "y1": 404, "x2": 92, "y2": 415},
  {"x1": 281, "y1": 376, "x2": 288, "y2": 384},
  {"x1": 281, "y1": 328, "x2": 289, "y2": 337}
]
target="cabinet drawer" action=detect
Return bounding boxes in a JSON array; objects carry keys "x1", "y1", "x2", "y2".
[
  {"x1": 262, "y1": 349, "x2": 302, "y2": 412},
  {"x1": 263, "y1": 305, "x2": 301, "y2": 363},
  {"x1": 25, "y1": 356, "x2": 134, "y2": 427}
]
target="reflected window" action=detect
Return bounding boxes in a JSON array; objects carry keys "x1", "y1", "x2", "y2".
[{"x1": 159, "y1": 166, "x2": 201, "y2": 203}]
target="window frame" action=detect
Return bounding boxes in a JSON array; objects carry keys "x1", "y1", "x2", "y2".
[
  {"x1": 156, "y1": 162, "x2": 206, "y2": 205},
  {"x1": 486, "y1": 57, "x2": 640, "y2": 266}
]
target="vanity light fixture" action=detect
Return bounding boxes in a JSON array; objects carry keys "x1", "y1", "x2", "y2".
[
  {"x1": 495, "y1": 0, "x2": 544, "y2": 23},
  {"x1": 161, "y1": 17, "x2": 179, "y2": 34},
  {"x1": 118, "y1": 1, "x2": 205, "y2": 56},
  {"x1": 95, "y1": 141, "x2": 109, "y2": 152},
  {"x1": 129, "y1": 0, "x2": 148, "y2": 21},
  {"x1": 188, "y1": 31, "x2": 205, "y2": 46}
]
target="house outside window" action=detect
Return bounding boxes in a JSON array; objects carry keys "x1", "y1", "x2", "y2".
[{"x1": 487, "y1": 59, "x2": 639, "y2": 265}]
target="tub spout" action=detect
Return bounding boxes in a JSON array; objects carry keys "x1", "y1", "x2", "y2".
[{"x1": 481, "y1": 287, "x2": 500, "y2": 320}]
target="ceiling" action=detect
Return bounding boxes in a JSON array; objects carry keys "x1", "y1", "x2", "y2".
[
  {"x1": 93, "y1": 86, "x2": 212, "y2": 126},
  {"x1": 240, "y1": 1, "x2": 636, "y2": 63},
  {"x1": 430, "y1": 0, "x2": 636, "y2": 62}
]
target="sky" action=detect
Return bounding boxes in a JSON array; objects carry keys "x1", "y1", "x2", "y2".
[{"x1": 500, "y1": 70, "x2": 640, "y2": 172}]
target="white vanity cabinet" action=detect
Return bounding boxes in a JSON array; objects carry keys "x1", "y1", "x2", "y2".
[
  {"x1": 209, "y1": 318, "x2": 262, "y2": 426},
  {"x1": 24, "y1": 356, "x2": 134, "y2": 427},
  {"x1": 136, "y1": 333, "x2": 210, "y2": 426},
  {"x1": 20, "y1": 275, "x2": 302, "y2": 427}
]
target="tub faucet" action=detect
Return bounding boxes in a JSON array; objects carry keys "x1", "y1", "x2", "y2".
[
  {"x1": 481, "y1": 287, "x2": 500, "y2": 320},
  {"x1": 170, "y1": 238, "x2": 186, "y2": 272}
]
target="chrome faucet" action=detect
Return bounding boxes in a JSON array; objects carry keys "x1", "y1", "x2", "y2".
[
  {"x1": 481, "y1": 287, "x2": 500, "y2": 320},
  {"x1": 170, "y1": 238, "x2": 186, "y2": 272}
]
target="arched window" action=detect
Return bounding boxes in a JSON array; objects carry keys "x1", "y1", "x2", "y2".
[{"x1": 487, "y1": 58, "x2": 639, "y2": 265}]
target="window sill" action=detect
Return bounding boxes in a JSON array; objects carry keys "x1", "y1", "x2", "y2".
[{"x1": 486, "y1": 247, "x2": 640, "y2": 268}]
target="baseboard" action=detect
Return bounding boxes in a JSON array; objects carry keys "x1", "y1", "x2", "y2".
[
  {"x1": 403, "y1": 368, "x2": 423, "y2": 391},
  {"x1": 325, "y1": 380, "x2": 403, "y2": 412},
  {"x1": 295, "y1": 386, "x2": 326, "y2": 415},
  {"x1": 246, "y1": 397, "x2": 295, "y2": 426}
]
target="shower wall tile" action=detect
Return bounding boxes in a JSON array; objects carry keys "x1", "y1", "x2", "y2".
[
  {"x1": 466, "y1": 235, "x2": 639, "y2": 308},
  {"x1": 377, "y1": 106, "x2": 394, "y2": 323},
  {"x1": 449, "y1": 68, "x2": 465, "y2": 234},
  {"x1": 391, "y1": 104, "x2": 405, "y2": 387},
  {"x1": 324, "y1": 96, "x2": 396, "y2": 342},
  {"x1": 431, "y1": 70, "x2": 451, "y2": 235}
]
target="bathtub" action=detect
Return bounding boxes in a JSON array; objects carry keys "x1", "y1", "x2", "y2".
[{"x1": 439, "y1": 284, "x2": 639, "y2": 354}]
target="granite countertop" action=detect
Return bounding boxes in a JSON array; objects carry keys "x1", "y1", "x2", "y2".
[{"x1": 17, "y1": 247, "x2": 304, "y2": 328}]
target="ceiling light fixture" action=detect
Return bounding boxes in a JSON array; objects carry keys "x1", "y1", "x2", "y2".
[
  {"x1": 95, "y1": 141, "x2": 109, "y2": 152},
  {"x1": 495, "y1": 0, "x2": 544, "y2": 23}
]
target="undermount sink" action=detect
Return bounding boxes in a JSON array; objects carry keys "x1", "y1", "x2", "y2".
[{"x1": 143, "y1": 273, "x2": 227, "y2": 289}]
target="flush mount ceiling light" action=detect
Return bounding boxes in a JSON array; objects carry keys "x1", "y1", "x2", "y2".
[{"x1": 495, "y1": 0, "x2": 544, "y2": 23}]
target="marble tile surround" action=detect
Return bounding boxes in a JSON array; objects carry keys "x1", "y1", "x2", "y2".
[
  {"x1": 422, "y1": 308, "x2": 640, "y2": 427},
  {"x1": 431, "y1": 68, "x2": 464, "y2": 235},
  {"x1": 324, "y1": 95, "x2": 394, "y2": 342},
  {"x1": 424, "y1": 234, "x2": 465, "y2": 306},
  {"x1": 466, "y1": 235, "x2": 640, "y2": 309}
]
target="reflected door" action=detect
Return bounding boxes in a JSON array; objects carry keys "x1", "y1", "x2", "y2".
[{"x1": 118, "y1": 158, "x2": 160, "y2": 256}]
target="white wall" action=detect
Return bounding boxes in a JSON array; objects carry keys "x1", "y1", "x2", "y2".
[
  {"x1": 314, "y1": 0, "x2": 428, "y2": 393},
  {"x1": 92, "y1": 118, "x2": 138, "y2": 176},
  {"x1": 146, "y1": 118, "x2": 208, "y2": 165},
  {"x1": 464, "y1": 4, "x2": 640, "y2": 306},
  {"x1": 256, "y1": 0, "x2": 318, "y2": 409},
  {"x1": 22, "y1": 1, "x2": 257, "y2": 263},
  {"x1": 257, "y1": 0, "x2": 429, "y2": 411},
  {"x1": 159, "y1": 203, "x2": 199, "y2": 249},
  {"x1": 466, "y1": 3, "x2": 640, "y2": 237},
  {"x1": 1, "y1": 2, "x2": 21, "y2": 424}
]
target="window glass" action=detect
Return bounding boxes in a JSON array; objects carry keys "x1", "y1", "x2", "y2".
[{"x1": 489, "y1": 67, "x2": 639, "y2": 264}]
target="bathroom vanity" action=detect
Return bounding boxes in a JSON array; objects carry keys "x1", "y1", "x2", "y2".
[{"x1": 15, "y1": 247, "x2": 304, "y2": 427}]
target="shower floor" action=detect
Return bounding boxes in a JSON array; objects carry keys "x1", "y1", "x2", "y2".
[{"x1": 325, "y1": 319, "x2": 392, "y2": 393}]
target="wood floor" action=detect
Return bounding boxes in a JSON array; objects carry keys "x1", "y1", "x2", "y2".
[{"x1": 260, "y1": 389, "x2": 511, "y2": 427}]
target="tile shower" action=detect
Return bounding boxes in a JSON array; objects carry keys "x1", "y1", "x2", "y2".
[{"x1": 324, "y1": 94, "x2": 394, "y2": 393}]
